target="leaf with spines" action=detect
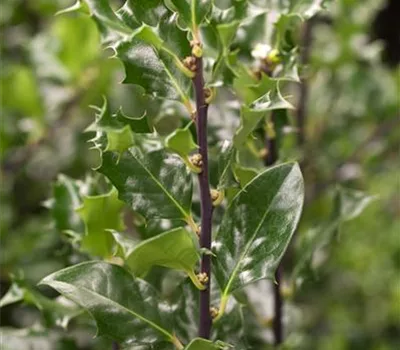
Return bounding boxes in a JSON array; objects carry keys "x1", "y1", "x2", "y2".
[
  {"x1": 126, "y1": 227, "x2": 203, "y2": 289},
  {"x1": 77, "y1": 187, "x2": 125, "y2": 258},
  {"x1": 40, "y1": 262, "x2": 182, "y2": 348},
  {"x1": 213, "y1": 163, "x2": 304, "y2": 315},
  {"x1": 167, "y1": 0, "x2": 212, "y2": 35},
  {"x1": 98, "y1": 146, "x2": 193, "y2": 223},
  {"x1": 87, "y1": 99, "x2": 153, "y2": 155}
]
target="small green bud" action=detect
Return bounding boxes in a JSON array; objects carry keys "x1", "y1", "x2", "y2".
[
  {"x1": 210, "y1": 306, "x2": 219, "y2": 319},
  {"x1": 192, "y1": 44, "x2": 203, "y2": 58},
  {"x1": 210, "y1": 189, "x2": 224, "y2": 206},
  {"x1": 267, "y1": 49, "x2": 281, "y2": 64},
  {"x1": 204, "y1": 87, "x2": 216, "y2": 104},
  {"x1": 197, "y1": 272, "x2": 209, "y2": 285}
]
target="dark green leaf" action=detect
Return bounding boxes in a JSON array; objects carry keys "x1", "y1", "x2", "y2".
[
  {"x1": 40, "y1": 262, "x2": 181, "y2": 347},
  {"x1": 98, "y1": 147, "x2": 193, "y2": 222},
  {"x1": 213, "y1": 163, "x2": 304, "y2": 311}
]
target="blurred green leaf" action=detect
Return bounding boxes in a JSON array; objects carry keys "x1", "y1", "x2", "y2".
[{"x1": 77, "y1": 187, "x2": 125, "y2": 258}]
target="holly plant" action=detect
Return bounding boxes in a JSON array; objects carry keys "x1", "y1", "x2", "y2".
[{"x1": 2, "y1": 0, "x2": 347, "y2": 349}]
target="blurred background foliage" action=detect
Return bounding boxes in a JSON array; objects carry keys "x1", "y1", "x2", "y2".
[{"x1": 0, "y1": 0, "x2": 399, "y2": 349}]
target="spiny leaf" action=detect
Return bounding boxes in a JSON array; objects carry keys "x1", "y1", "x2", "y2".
[
  {"x1": 167, "y1": 0, "x2": 212, "y2": 34},
  {"x1": 98, "y1": 146, "x2": 193, "y2": 222},
  {"x1": 40, "y1": 262, "x2": 179, "y2": 347},
  {"x1": 77, "y1": 187, "x2": 125, "y2": 258},
  {"x1": 213, "y1": 163, "x2": 304, "y2": 308}
]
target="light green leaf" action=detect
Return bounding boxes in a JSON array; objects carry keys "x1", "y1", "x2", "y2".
[
  {"x1": 40, "y1": 262, "x2": 181, "y2": 347},
  {"x1": 213, "y1": 163, "x2": 304, "y2": 311},
  {"x1": 168, "y1": 0, "x2": 212, "y2": 33},
  {"x1": 165, "y1": 126, "x2": 198, "y2": 170},
  {"x1": 98, "y1": 147, "x2": 193, "y2": 222},
  {"x1": 233, "y1": 85, "x2": 293, "y2": 148},
  {"x1": 233, "y1": 165, "x2": 258, "y2": 188},
  {"x1": 77, "y1": 187, "x2": 125, "y2": 258},
  {"x1": 109, "y1": 230, "x2": 137, "y2": 260},
  {"x1": 126, "y1": 227, "x2": 201, "y2": 288}
]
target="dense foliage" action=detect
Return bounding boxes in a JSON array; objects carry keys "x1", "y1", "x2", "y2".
[{"x1": 1, "y1": 0, "x2": 399, "y2": 349}]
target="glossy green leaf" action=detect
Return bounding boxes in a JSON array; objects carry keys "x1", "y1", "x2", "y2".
[
  {"x1": 126, "y1": 227, "x2": 201, "y2": 287},
  {"x1": 118, "y1": 0, "x2": 166, "y2": 27},
  {"x1": 117, "y1": 38, "x2": 191, "y2": 102},
  {"x1": 77, "y1": 187, "x2": 125, "y2": 258},
  {"x1": 81, "y1": 0, "x2": 132, "y2": 36},
  {"x1": 40, "y1": 262, "x2": 180, "y2": 347},
  {"x1": 98, "y1": 147, "x2": 193, "y2": 222},
  {"x1": 213, "y1": 163, "x2": 304, "y2": 309}
]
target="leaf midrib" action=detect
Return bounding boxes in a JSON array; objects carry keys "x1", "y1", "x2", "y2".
[
  {"x1": 132, "y1": 151, "x2": 190, "y2": 219},
  {"x1": 221, "y1": 169, "x2": 291, "y2": 297},
  {"x1": 46, "y1": 280, "x2": 174, "y2": 341}
]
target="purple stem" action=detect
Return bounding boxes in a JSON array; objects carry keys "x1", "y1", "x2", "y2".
[
  {"x1": 273, "y1": 265, "x2": 283, "y2": 345},
  {"x1": 192, "y1": 56, "x2": 213, "y2": 339}
]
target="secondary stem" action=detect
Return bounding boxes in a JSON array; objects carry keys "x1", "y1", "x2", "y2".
[
  {"x1": 263, "y1": 112, "x2": 283, "y2": 345},
  {"x1": 273, "y1": 265, "x2": 283, "y2": 345},
  {"x1": 192, "y1": 55, "x2": 213, "y2": 339}
]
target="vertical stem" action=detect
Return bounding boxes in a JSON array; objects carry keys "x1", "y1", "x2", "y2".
[
  {"x1": 112, "y1": 341, "x2": 120, "y2": 350},
  {"x1": 273, "y1": 265, "x2": 283, "y2": 345},
  {"x1": 192, "y1": 56, "x2": 213, "y2": 338},
  {"x1": 263, "y1": 115, "x2": 283, "y2": 345}
]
